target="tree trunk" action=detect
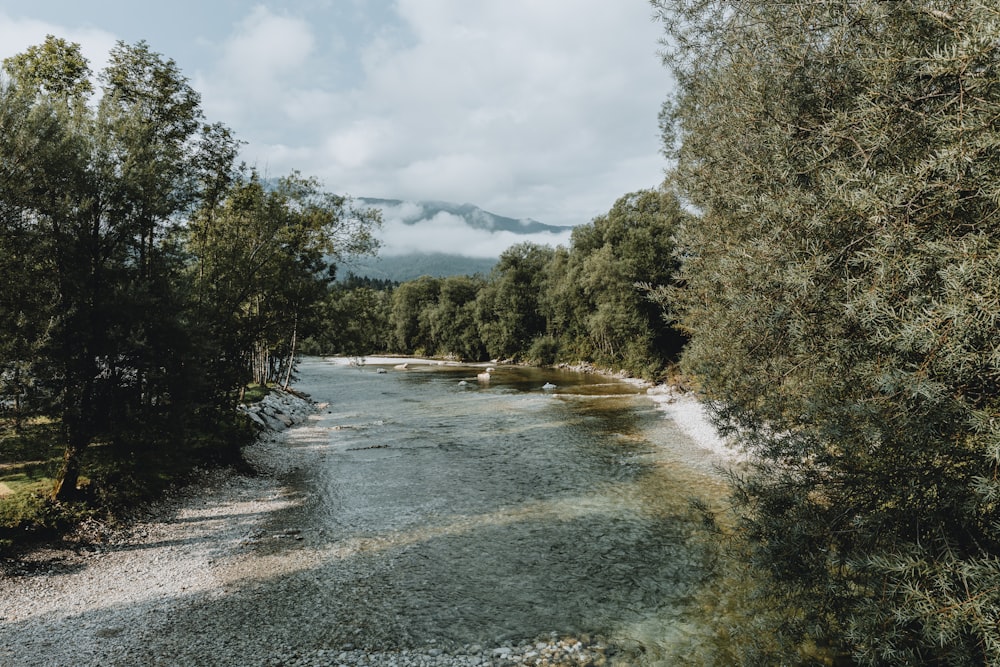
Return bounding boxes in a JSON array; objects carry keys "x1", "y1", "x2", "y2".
[
  {"x1": 52, "y1": 432, "x2": 87, "y2": 502},
  {"x1": 252, "y1": 343, "x2": 270, "y2": 386},
  {"x1": 54, "y1": 376, "x2": 95, "y2": 502},
  {"x1": 12, "y1": 365, "x2": 22, "y2": 434},
  {"x1": 282, "y1": 313, "x2": 298, "y2": 390}
]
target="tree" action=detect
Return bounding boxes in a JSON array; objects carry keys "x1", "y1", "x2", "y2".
[
  {"x1": 187, "y1": 171, "x2": 380, "y2": 391},
  {"x1": 1, "y1": 36, "x2": 380, "y2": 509},
  {"x1": 428, "y1": 275, "x2": 487, "y2": 360},
  {"x1": 3, "y1": 35, "x2": 92, "y2": 99},
  {"x1": 304, "y1": 282, "x2": 393, "y2": 356},
  {"x1": 388, "y1": 276, "x2": 442, "y2": 354},
  {"x1": 475, "y1": 242, "x2": 553, "y2": 360},
  {"x1": 654, "y1": 0, "x2": 1000, "y2": 662},
  {"x1": 548, "y1": 190, "x2": 687, "y2": 376},
  {"x1": 2, "y1": 38, "x2": 212, "y2": 500},
  {"x1": 0, "y1": 77, "x2": 77, "y2": 432}
]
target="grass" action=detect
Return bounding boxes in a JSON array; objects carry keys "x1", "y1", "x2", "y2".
[
  {"x1": 0, "y1": 418, "x2": 82, "y2": 551},
  {"x1": 0, "y1": 417, "x2": 63, "y2": 497},
  {"x1": 241, "y1": 383, "x2": 271, "y2": 404},
  {"x1": 0, "y1": 388, "x2": 263, "y2": 554}
]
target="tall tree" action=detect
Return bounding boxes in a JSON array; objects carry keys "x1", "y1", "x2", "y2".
[
  {"x1": 2, "y1": 36, "x2": 380, "y2": 506},
  {"x1": 187, "y1": 171, "x2": 380, "y2": 392},
  {"x1": 428, "y1": 275, "x2": 487, "y2": 360},
  {"x1": 305, "y1": 282, "x2": 393, "y2": 357},
  {"x1": 388, "y1": 276, "x2": 442, "y2": 354},
  {"x1": 3, "y1": 35, "x2": 92, "y2": 99},
  {"x1": 4, "y1": 38, "x2": 236, "y2": 500},
  {"x1": 475, "y1": 242, "x2": 553, "y2": 360},
  {"x1": 0, "y1": 64, "x2": 85, "y2": 431},
  {"x1": 654, "y1": 0, "x2": 1000, "y2": 662},
  {"x1": 3, "y1": 38, "x2": 106, "y2": 501},
  {"x1": 545, "y1": 190, "x2": 687, "y2": 376}
]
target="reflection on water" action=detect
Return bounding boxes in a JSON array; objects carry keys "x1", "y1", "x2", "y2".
[{"x1": 257, "y1": 358, "x2": 727, "y2": 664}]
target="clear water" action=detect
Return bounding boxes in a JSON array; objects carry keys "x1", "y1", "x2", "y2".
[
  {"x1": 131, "y1": 358, "x2": 729, "y2": 665},
  {"x1": 253, "y1": 358, "x2": 729, "y2": 663}
]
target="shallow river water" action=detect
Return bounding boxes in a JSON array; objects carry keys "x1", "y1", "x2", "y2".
[
  {"x1": 113, "y1": 357, "x2": 731, "y2": 665},
  {"x1": 243, "y1": 357, "x2": 730, "y2": 663}
]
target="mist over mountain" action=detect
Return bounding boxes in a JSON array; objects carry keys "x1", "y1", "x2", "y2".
[
  {"x1": 358, "y1": 198, "x2": 569, "y2": 236},
  {"x1": 345, "y1": 198, "x2": 574, "y2": 282}
]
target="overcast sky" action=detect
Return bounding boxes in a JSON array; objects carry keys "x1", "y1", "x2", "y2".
[{"x1": 0, "y1": 1, "x2": 672, "y2": 231}]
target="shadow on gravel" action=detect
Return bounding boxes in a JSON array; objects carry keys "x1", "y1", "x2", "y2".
[{"x1": 0, "y1": 471, "x2": 713, "y2": 666}]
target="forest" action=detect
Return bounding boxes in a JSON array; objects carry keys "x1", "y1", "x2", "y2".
[
  {"x1": 0, "y1": 37, "x2": 379, "y2": 521},
  {"x1": 4, "y1": 0, "x2": 1000, "y2": 663},
  {"x1": 301, "y1": 188, "x2": 689, "y2": 380}
]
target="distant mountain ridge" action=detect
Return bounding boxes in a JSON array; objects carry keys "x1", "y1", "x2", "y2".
[
  {"x1": 344, "y1": 198, "x2": 572, "y2": 283},
  {"x1": 357, "y1": 198, "x2": 569, "y2": 235}
]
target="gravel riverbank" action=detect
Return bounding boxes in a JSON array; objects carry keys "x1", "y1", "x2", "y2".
[
  {"x1": 0, "y1": 379, "x2": 727, "y2": 667},
  {"x1": 0, "y1": 390, "x2": 321, "y2": 666}
]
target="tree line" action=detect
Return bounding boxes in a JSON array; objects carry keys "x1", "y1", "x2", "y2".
[
  {"x1": 0, "y1": 36, "x2": 379, "y2": 504},
  {"x1": 302, "y1": 188, "x2": 689, "y2": 380}
]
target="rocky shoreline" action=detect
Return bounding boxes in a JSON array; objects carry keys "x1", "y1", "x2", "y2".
[{"x1": 253, "y1": 634, "x2": 615, "y2": 667}]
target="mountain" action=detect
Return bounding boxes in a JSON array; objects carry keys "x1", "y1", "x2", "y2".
[
  {"x1": 343, "y1": 198, "x2": 574, "y2": 282},
  {"x1": 357, "y1": 198, "x2": 569, "y2": 235}
]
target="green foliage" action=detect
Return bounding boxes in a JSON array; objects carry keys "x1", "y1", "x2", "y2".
[
  {"x1": 655, "y1": 0, "x2": 1000, "y2": 662},
  {"x1": 0, "y1": 491, "x2": 89, "y2": 552},
  {"x1": 314, "y1": 190, "x2": 689, "y2": 375},
  {"x1": 543, "y1": 190, "x2": 688, "y2": 377},
  {"x1": 0, "y1": 419, "x2": 87, "y2": 552},
  {"x1": 475, "y1": 242, "x2": 554, "y2": 360},
  {"x1": 527, "y1": 335, "x2": 560, "y2": 366},
  {"x1": 187, "y1": 170, "x2": 380, "y2": 389},
  {"x1": 240, "y1": 384, "x2": 270, "y2": 405},
  {"x1": 388, "y1": 276, "x2": 443, "y2": 354},
  {"x1": 349, "y1": 253, "x2": 496, "y2": 283},
  {"x1": 427, "y1": 275, "x2": 487, "y2": 360},
  {"x1": 304, "y1": 283, "x2": 393, "y2": 356},
  {"x1": 3, "y1": 35, "x2": 92, "y2": 99},
  {"x1": 0, "y1": 34, "x2": 379, "y2": 536}
]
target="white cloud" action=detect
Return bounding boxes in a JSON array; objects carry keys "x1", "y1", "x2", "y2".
[
  {"x1": 324, "y1": 118, "x2": 394, "y2": 170},
  {"x1": 0, "y1": 12, "x2": 117, "y2": 82},
  {"x1": 195, "y1": 6, "x2": 325, "y2": 131},
  {"x1": 373, "y1": 200, "x2": 428, "y2": 223},
  {"x1": 219, "y1": 7, "x2": 314, "y2": 88},
  {"x1": 199, "y1": 1, "x2": 671, "y2": 228},
  {"x1": 376, "y1": 211, "x2": 572, "y2": 259},
  {"x1": 1, "y1": 2, "x2": 673, "y2": 243}
]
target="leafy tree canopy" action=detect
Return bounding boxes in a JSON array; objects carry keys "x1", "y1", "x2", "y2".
[{"x1": 654, "y1": 0, "x2": 1000, "y2": 662}]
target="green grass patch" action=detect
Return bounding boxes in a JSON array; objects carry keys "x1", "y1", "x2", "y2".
[
  {"x1": 0, "y1": 418, "x2": 62, "y2": 514},
  {"x1": 0, "y1": 398, "x2": 262, "y2": 555},
  {"x1": 0, "y1": 418, "x2": 63, "y2": 467},
  {"x1": 0, "y1": 481, "x2": 92, "y2": 553},
  {"x1": 0, "y1": 419, "x2": 72, "y2": 551},
  {"x1": 241, "y1": 383, "x2": 271, "y2": 404}
]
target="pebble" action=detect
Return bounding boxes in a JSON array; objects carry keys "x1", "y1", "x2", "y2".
[{"x1": 273, "y1": 636, "x2": 610, "y2": 666}]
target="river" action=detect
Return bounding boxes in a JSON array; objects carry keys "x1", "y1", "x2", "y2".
[
  {"x1": 237, "y1": 357, "x2": 729, "y2": 664},
  {"x1": 0, "y1": 356, "x2": 732, "y2": 667}
]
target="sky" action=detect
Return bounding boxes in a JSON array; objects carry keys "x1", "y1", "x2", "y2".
[{"x1": 0, "y1": 1, "x2": 673, "y2": 254}]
